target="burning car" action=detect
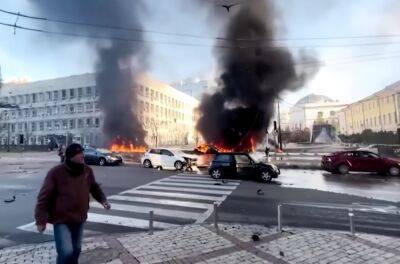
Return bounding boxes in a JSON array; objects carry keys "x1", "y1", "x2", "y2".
[{"x1": 209, "y1": 152, "x2": 280, "y2": 183}]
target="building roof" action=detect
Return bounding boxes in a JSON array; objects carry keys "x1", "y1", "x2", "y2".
[{"x1": 294, "y1": 94, "x2": 334, "y2": 106}]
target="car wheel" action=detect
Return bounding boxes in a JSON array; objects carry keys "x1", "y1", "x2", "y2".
[
  {"x1": 210, "y1": 168, "x2": 222, "y2": 179},
  {"x1": 143, "y1": 159, "x2": 152, "y2": 168},
  {"x1": 99, "y1": 158, "x2": 106, "y2": 166},
  {"x1": 388, "y1": 166, "x2": 400, "y2": 176},
  {"x1": 260, "y1": 170, "x2": 273, "y2": 183},
  {"x1": 338, "y1": 164, "x2": 349, "y2": 174},
  {"x1": 174, "y1": 161, "x2": 183, "y2": 170}
]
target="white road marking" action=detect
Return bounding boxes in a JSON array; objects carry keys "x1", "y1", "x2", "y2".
[
  {"x1": 138, "y1": 185, "x2": 233, "y2": 195},
  {"x1": 108, "y1": 195, "x2": 211, "y2": 210},
  {"x1": 161, "y1": 179, "x2": 240, "y2": 186},
  {"x1": 17, "y1": 173, "x2": 240, "y2": 234},
  {"x1": 120, "y1": 189, "x2": 225, "y2": 201},
  {"x1": 170, "y1": 175, "x2": 241, "y2": 183},
  {"x1": 153, "y1": 181, "x2": 237, "y2": 190},
  {"x1": 87, "y1": 213, "x2": 177, "y2": 229},
  {"x1": 90, "y1": 202, "x2": 203, "y2": 220}
]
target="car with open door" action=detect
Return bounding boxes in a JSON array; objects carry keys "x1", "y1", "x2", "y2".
[
  {"x1": 141, "y1": 148, "x2": 187, "y2": 170},
  {"x1": 83, "y1": 147, "x2": 123, "y2": 166},
  {"x1": 321, "y1": 150, "x2": 400, "y2": 176},
  {"x1": 208, "y1": 152, "x2": 280, "y2": 183}
]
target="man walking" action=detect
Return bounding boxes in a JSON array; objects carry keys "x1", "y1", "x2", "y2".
[{"x1": 35, "y1": 143, "x2": 111, "y2": 264}]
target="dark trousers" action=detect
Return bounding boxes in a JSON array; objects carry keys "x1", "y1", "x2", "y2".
[{"x1": 54, "y1": 223, "x2": 84, "y2": 264}]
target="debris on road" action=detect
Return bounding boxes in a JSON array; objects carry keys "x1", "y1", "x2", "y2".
[
  {"x1": 4, "y1": 195, "x2": 16, "y2": 203},
  {"x1": 257, "y1": 189, "x2": 264, "y2": 195}
]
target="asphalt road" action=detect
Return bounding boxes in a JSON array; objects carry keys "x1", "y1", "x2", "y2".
[{"x1": 0, "y1": 154, "x2": 399, "y2": 249}]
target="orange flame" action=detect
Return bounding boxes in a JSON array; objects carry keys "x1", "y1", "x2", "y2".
[{"x1": 109, "y1": 140, "x2": 147, "y2": 153}]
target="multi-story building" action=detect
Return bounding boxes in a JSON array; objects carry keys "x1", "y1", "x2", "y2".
[
  {"x1": 336, "y1": 81, "x2": 400, "y2": 135},
  {"x1": 0, "y1": 73, "x2": 199, "y2": 148},
  {"x1": 171, "y1": 78, "x2": 211, "y2": 100},
  {"x1": 288, "y1": 94, "x2": 347, "y2": 131}
]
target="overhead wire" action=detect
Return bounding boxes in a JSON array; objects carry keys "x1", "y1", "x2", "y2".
[{"x1": 2, "y1": 7, "x2": 400, "y2": 43}]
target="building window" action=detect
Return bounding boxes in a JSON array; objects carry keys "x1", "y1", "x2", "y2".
[
  {"x1": 46, "y1": 107, "x2": 52, "y2": 116},
  {"x1": 39, "y1": 93, "x2": 44, "y2": 102},
  {"x1": 95, "y1": 102, "x2": 100, "y2": 111},
  {"x1": 53, "y1": 91, "x2": 59, "y2": 101},
  {"x1": 379, "y1": 116, "x2": 382, "y2": 125},
  {"x1": 69, "y1": 119, "x2": 75, "y2": 129},
  {"x1": 31, "y1": 122, "x2": 36, "y2": 132},
  {"x1": 86, "y1": 86, "x2": 92, "y2": 97},
  {"x1": 70, "y1": 89, "x2": 75, "y2": 99},
  {"x1": 86, "y1": 118, "x2": 92, "y2": 127},
  {"x1": 46, "y1": 92, "x2": 52, "y2": 101},
  {"x1": 69, "y1": 105, "x2": 75, "y2": 114},
  {"x1": 383, "y1": 114, "x2": 386, "y2": 125},
  {"x1": 95, "y1": 87, "x2": 99, "y2": 97},
  {"x1": 39, "y1": 122, "x2": 44, "y2": 131},
  {"x1": 78, "y1": 119, "x2": 84, "y2": 128},
  {"x1": 62, "y1": 120, "x2": 68, "y2": 130},
  {"x1": 77, "y1": 103, "x2": 84, "y2": 113},
  {"x1": 374, "y1": 117, "x2": 377, "y2": 126},
  {"x1": 145, "y1": 87, "x2": 149, "y2": 97},
  {"x1": 388, "y1": 113, "x2": 392, "y2": 124},
  {"x1": 18, "y1": 123, "x2": 23, "y2": 132},
  {"x1": 62, "y1": 90, "x2": 67, "y2": 100},
  {"x1": 32, "y1": 109, "x2": 37, "y2": 117},
  {"x1": 54, "y1": 121, "x2": 60, "y2": 130},
  {"x1": 46, "y1": 121, "x2": 52, "y2": 131},
  {"x1": 85, "y1": 102, "x2": 93, "y2": 112},
  {"x1": 95, "y1": 118, "x2": 100, "y2": 127},
  {"x1": 32, "y1": 93, "x2": 37, "y2": 103},
  {"x1": 78, "y1": 87, "x2": 83, "y2": 98}
]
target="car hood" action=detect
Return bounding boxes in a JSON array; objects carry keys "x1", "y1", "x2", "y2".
[{"x1": 382, "y1": 157, "x2": 400, "y2": 164}]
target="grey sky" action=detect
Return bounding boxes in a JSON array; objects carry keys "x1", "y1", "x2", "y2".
[{"x1": 0, "y1": 0, "x2": 399, "y2": 107}]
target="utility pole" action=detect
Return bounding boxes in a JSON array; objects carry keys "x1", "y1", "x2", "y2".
[{"x1": 277, "y1": 99, "x2": 283, "y2": 150}]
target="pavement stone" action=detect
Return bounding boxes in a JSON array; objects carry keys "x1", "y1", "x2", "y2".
[
  {"x1": 1, "y1": 224, "x2": 400, "y2": 264},
  {"x1": 195, "y1": 250, "x2": 271, "y2": 264},
  {"x1": 357, "y1": 233, "x2": 400, "y2": 251},
  {"x1": 256, "y1": 230, "x2": 400, "y2": 264},
  {"x1": 218, "y1": 224, "x2": 277, "y2": 242},
  {"x1": 117, "y1": 225, "x2": 233, "y2": 263}
]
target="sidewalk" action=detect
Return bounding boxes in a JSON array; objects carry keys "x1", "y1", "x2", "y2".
[{"x1": 1, "y1": 224, "x2": 400, "y2": 264}]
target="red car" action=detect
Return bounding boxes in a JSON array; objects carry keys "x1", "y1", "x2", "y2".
[{"x1": 321, "y1": 151, "x2": 400, "y2": 176}]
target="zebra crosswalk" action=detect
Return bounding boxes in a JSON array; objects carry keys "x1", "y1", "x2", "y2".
[{"x1": 17, "y1": 173, "x2": 240, "y2": 236}]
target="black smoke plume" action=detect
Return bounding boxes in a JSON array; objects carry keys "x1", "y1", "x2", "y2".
[
  {"x1": 196, "y1": 0, "x2": 318, "y2": 150},
  {"x1": 31, "y1": 1, "x2": 147, "y2": 146}
]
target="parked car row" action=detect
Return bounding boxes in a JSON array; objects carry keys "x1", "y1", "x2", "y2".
[{"x1": 141, "y1": 148, "x2": 281, "y2": 183}]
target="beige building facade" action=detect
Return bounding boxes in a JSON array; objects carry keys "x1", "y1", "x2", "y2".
[{"x1": 336, "y1": 81, "x2": 400, "y2": 135}]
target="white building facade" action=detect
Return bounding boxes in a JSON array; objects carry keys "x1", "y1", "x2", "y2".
[
  {"x1": 288, "y1": 94, "x2": 347, "y2": 131},
  {"x1": 0, "y1": 73, "x2": 198, "y2": 148}
]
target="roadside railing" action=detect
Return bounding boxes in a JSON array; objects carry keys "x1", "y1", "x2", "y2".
[{"x1": 277, "y1": 202, "x2": 400, "y2": 236}]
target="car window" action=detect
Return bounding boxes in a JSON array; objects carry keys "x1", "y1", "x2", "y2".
[
  {"x1": 235, "y1": 154, "x2": 252, "y2": 164},
  {"x1": 364, "y1": 152, "x2": 380, "y2": 159},
  {"x1": 85, "y1": 148, "x2": 95, "y2": 154},
  {"x1": 149, "y1": 149, "x2": 160, "y2": 154},
  {"x1": 214, "y1": 154, "x2": 233, "y2": 162},
  {"x1": 161, "y1": 149, "x2": 173, "y2": 156},
  {"x1": 346, "y1": 152, "x2": 360, "y2": 157}
]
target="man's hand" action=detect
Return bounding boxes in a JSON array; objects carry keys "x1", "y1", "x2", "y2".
[
  {"x1": 37, "y1": 224, "x2": 46, "y2": 233},
  {"x1": 102, "y1": 201, "x2": 111, "y2": 210}
]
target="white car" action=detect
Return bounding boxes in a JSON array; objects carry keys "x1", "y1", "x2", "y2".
[{"x1": 141, "y1": 149, "x2": 186, "y2": 170}]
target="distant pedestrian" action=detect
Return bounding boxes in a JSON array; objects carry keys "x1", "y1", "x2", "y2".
[
  {"x1": 264, "y1": 146, "x2": 270, "y2": 157},
  {"x1": 35, "y1": 143, "x2": 111, "y2": 264},
  {"x1": 58, "y1": 145, "x2": 65, "y2": 163}
]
